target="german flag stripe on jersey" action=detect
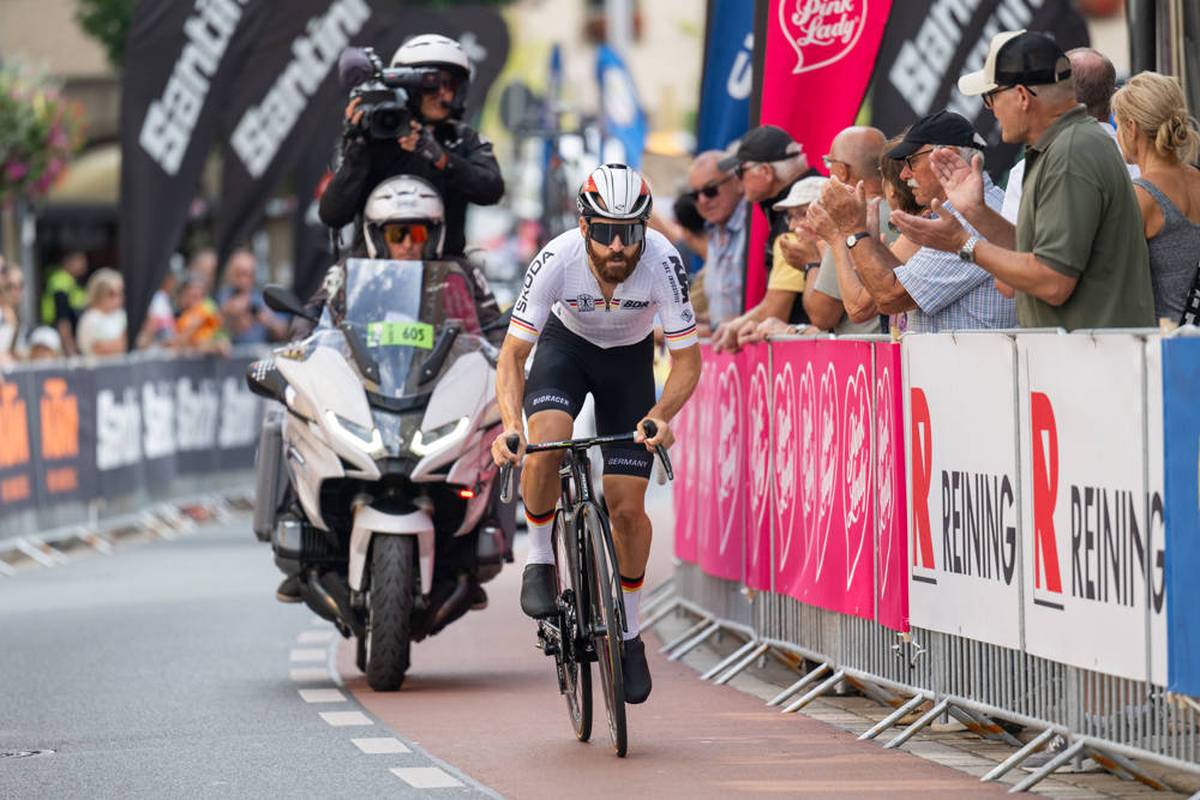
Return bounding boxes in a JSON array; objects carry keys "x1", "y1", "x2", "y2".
[
  {"x1": 663, "y1": 324, "x2": 697, "y2": 342},
  {"x1": 509, "y1": 315, "x2": 539, "y2": 336}
]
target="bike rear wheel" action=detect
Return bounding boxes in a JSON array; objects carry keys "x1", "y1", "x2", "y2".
[
  {"x1": 578, "y1": 502, "x2": 627, "y2": 757},
  {"x1": 554, "y1": 510, "x2": 592, "y2": 742}
]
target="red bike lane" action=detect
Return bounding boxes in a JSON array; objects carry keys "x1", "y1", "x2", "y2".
[{"x1": 340, "y1": 502, "x2": 1009, "y2": 798}]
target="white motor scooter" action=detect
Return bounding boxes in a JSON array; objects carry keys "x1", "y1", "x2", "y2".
[{"x1": 248, "y1": 258, "x2": 511, "y2": 690}]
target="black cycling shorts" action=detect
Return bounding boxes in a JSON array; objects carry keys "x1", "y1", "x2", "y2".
[{"x1": 523, "y1": 314, "x2": 656, "y2": 478}]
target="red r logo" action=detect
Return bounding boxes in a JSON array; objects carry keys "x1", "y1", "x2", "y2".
[
  {"x1": 909, "y1": 388, "x2": 935, "y2": 569},
  {"x1": 1031, "y1": 392, "x2": 1063, "y2": 593}
]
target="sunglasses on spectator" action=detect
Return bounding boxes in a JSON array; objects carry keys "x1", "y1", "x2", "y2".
[
  {"x1": 383, "y1": 223, "x2": 429, "y2": 245},
  {"x1": 734, "y1": 161, "x2": 766, "y2": 179},
  {"x1": 982, "y1": 84, "x2": 1036, "y2": 110},
  {"x1": 821, "y1": 155, "x2": 849, "y2": 170},
  {"x1": 685, "y1": 174, "x2": 735, "y2": 201},
  {"x1": 903, "y1": 148, "x2": 936, "y2": 171},
  {"x1": 587, "y1": 220, "x2": 645, "y2": 247}
]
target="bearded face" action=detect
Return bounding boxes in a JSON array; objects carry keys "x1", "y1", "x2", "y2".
[{"x1": 580, "y1": 217, "x2": 643, "y2": 284}]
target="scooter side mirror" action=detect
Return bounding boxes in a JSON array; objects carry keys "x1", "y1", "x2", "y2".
[
  {"x1": 264, "y1": 285, "x2": 318, "y2": 322},
  {"x1": 246, "y1": 358, "x2": 289, "y2": 403}
]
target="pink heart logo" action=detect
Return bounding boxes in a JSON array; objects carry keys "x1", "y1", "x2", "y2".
[
  {"x1": 696, "y1": 361, "x2": 718, "y2": 555},
  {"x1": 797, "y1": 362, "x2": 819, "y2": 576},
  {"x1": 716, "y1": 362, "x2": 743, "y2": 558},
  {"x1": 774, "y1": 362, "x2": 800, "y2": 573},
  {"x1": 842, "y1": 364, "x2": 872, "y2": 591},
  {"x1": 875, "y1": 366, "x2": 896, "y2": 599},
  {"x1": 748, "y1": 362, "x2": 771, "y2": 572},
  {"x1": 777, "y1": 0, "x2": 870, "y2": 75},
  {"x1": 814, "y1": 362, "x2": 839, "y2": 581}
]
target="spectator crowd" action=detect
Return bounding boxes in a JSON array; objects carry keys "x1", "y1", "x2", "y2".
[
  {"x1": 664, "y1": 31, "x2": 1200, "y2": 352},
  {"x1": 0, "y1": 245, "x2": 288, "y2": 367}
]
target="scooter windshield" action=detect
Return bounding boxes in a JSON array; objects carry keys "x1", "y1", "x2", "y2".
[{"x1": 337, "y1": 258, "x2": 482, "y2": 399}]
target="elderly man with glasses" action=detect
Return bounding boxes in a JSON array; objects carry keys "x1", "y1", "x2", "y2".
[
  {"x1": 685, "y1": 151, "x2": 746, "y2": 326},
  {"x1": 818, "y1": 110, "x2": 1015, "y2": 333}
]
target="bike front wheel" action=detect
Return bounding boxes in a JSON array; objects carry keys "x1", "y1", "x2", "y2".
[
  {"x1": 554, "y1": 510, "x2": 592, "y2": 742},
  {"x1": 578, "y1": 502, "x2": 627, "y2": 757}
]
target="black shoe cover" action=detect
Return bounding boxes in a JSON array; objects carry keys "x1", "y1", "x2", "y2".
[
  {"x1": 520, "y1": 564, "x2": 558, "y2": 618},
  {"x1": 621, "y1": 635, "x2": 652, "y2": 704},
  {"x1": 275, "y1": 574, "x2": 301, "y2": 603}
]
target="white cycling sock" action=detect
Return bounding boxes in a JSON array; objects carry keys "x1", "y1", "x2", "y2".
[
  {"x1": 620, "y1": 574, "x2": 644, "y2": 640},
  {"x1": 524, "y1": 508, "x2": 556, "y2": 566}
]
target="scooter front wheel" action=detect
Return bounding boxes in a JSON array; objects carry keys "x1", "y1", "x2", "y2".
[{"x1": 365, "y1": 535, "x2": 415, "y2": 691}]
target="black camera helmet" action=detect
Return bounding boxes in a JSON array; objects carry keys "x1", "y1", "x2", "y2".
[{"x1": 390, "y1": 34, "x2": 472, "y2": 118}]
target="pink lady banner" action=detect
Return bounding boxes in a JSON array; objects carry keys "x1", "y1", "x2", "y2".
[
  {"x1": 745, "y1": 345, "x2": 773, "y2": 591},
  {"x1": 771, "y1": 339, "x2": 875, "y2": 619},
  {"x1": 672, "y1": 388, "x2": 700, "y2": 564},
  {"x1": 873, "y1": 342, "x2": 907, "y2": 631},
  {"x1": 744, "y1": 0, "x2": 895, "y2": 310},
  {"x1": 698, "y1": 347, "x2": 745, "y2": 583}
]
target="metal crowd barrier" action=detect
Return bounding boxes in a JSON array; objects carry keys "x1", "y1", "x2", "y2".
[{"x1": 653, "y1": 330, "x2": 1200, "y2": 791}]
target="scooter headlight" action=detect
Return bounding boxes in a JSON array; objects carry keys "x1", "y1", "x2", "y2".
[
  {"x1": 324, "y1": 410, "x2": 385, "y2": 458},
  {"x1": 410, "y1": 416, "x2": 470, "y2": 457}
]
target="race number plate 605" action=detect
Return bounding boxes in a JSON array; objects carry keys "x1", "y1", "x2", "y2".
[{"x1": 366, "y1": 321, "x2": 435, "y2": 349}]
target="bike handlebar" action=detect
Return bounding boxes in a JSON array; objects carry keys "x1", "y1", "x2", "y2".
[{"x1": 497, "y1": 423, "x2": 674, "y2": 505}]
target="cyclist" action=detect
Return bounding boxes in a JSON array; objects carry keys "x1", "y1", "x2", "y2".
[{"x1": 490, "y1": 164, "x2": 703, "y2": 704}]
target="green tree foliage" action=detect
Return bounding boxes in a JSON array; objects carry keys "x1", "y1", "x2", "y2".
[{"x1": 75, "y1": 0, "x2": 137, "y2": 70}]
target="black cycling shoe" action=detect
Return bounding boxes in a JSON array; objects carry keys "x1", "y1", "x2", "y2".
[
  {"x1": 275, "y1": 574, "x2": 301, "y2": 604},
  {"x1": 621, "y1": 635, "x2": 652, "y2": 704},
  {"x1": 520, "y1": 564, "x2": 558, "y2": 618}
]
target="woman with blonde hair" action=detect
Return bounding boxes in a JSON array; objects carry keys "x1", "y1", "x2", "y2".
[
  {"x1": 1112, "y1": 71, "x2": 1200, "y2": 322},
  {"x1": 76, "y1": 267, "x2": 127, "y2": 356}
]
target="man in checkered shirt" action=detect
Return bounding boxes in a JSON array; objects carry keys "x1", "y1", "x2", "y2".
[{"x1": 818, "y1": 111, "x2": 1016, "y2": 332}]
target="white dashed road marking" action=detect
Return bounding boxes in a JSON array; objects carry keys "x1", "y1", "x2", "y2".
[
  {"x1": 290, "y1": 648, "x2": 326, "y2": 662},
  {"x1": 319, "y1": 710, "x2": 373, "y2": 727},
  {"x1": 390, "y1": 767, "x2": 464, "y2": 789},
  {"x1": 297, "y1": 630, "x2": 335, "y2": 644},
  {"x1": 352, "y1": 737, "x2": 412, "y2": 755},
  {"x1": 298, "y1": 688, "x2": 346, "y2": 704},
  {"x1": 289, "y1": 667, "x2": 330, "y2": 683}
]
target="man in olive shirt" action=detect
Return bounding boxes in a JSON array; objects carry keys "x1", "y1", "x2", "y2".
[{"x1": 890, "y1": 30, "x2": 1154, "y2": 331}]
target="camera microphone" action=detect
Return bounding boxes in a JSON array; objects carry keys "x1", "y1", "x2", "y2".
[{"x1": 338, "y1": 47, "x2": 374, "y2": 89}]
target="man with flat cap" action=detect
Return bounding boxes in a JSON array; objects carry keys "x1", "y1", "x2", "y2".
[
  {"x1": 818, "y1": 110, "x2": 1014, "y2": 332},
  {"x1": 891, "y1": 30, "x2": 1153, "y2": 331}
]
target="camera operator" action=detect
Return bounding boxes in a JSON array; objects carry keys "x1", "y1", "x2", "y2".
[{"x1": 319, "y1": 34, "x2": 504, "y2": 256}]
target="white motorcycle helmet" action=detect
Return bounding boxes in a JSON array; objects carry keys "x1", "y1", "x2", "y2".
[
  {"x1": 576, "y1": 163, "x2": 654, "y2": 221},
  {"x1": 362, "y1": 175, "x2": 446, "y2": 260},
  {"x1": 391, "y1": 34, "x2": 471, "y2": 117}
]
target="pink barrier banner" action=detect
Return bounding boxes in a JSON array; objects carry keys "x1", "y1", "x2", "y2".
[
  {"x1": 873, "y1": 342, "x2": 908, "y2": 631},
  {"x1": 745, "y1": 345, "x2": 773, "y2": 591},
  {"x1": 772, "y1": 339, "x2": 875, "y2": 619},
  {"x1": 698, "y1": 347, "x2": 744, "y2": 583},
  {"x1": 672, "y1": 390, "x2": 699, "y2": 564}
]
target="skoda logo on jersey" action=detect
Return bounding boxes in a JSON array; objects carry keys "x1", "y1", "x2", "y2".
[{"x1": 576, "y1": 294, "x2": 596, "y2": 312}]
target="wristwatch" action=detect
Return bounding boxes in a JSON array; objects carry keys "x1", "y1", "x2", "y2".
[
  {"x1": 845, "y1": 231, "x2": 871, "y2": 249},
  {"x1": 959, "y1": 234, "x2": 981, "y2": 262}
]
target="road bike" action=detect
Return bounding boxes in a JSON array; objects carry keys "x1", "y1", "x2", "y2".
[{"x1": 500, "y1": 424, "x2": 673, "y2": 757}]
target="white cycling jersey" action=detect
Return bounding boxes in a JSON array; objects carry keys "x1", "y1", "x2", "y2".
[{"x1": 507, "y1": 228, "x2": 699, "y2": 350}]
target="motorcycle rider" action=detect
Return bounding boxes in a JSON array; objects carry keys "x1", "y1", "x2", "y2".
[
  {"x1": 319, "y1": 34, "x2": 504, "y2": 257},
  {"x1": 274, "y1": 174, "x2": 503, "y2": 604}
]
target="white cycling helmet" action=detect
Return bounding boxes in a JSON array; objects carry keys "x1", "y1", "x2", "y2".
[
  {"x1": 391, "y1": 34, "x2": 471, "y2": 79},
  {"x1": 576, "y1": 163, "x2": 654, "y2": 221},
  {"x1": 362, "y1": 175, "x2": 446, "y2": 260}
]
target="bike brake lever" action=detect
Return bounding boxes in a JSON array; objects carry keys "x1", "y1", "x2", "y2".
[
  {"x1": 639, "y1": 420, "x2": 675, "y2": 483},
  {"x1": 499, "y1": 433, "x2": 520, "y2": 503}
]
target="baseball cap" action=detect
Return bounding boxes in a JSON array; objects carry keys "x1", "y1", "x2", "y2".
[
  {"x1": 28, "y1": 326, "x2": 62, "y2": 354},
  {"x1": 717, "y1": 125, "x2": 802, "y2": 172},
  {"x1": 886, "y1": 110, "x2": 988, "y2": 160},
  {"x1": 958, "y1": 30, "x2": 1072, "y2": 97},
  {"x1": 772, "y1": 176, "x2": 829, "y2": 210}
]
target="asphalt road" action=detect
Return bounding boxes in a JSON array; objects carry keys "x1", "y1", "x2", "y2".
[
  {"x1": 2, "y1": 500, "x2": 1006, "y2": 799},
  {"x1": 0, "y1": 522, "x2": 494, "y2": 799}
]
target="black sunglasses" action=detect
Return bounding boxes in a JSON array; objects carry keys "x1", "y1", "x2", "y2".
[
  {"x1": 685, "y1": 174, "x2": 734, "y2": 201},
  {"x1": 587, "y1": 221, "x2": 645, "y2": 247}
]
